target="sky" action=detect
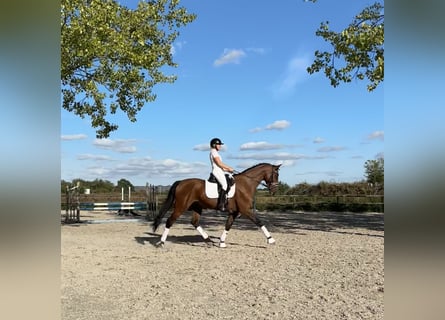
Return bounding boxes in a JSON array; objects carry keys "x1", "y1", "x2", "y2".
[{"x1": 61, "y1": 0, "x2": 383, "y2": 187}]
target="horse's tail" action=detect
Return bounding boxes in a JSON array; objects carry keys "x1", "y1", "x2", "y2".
[{"x1": 152, "y1": 180, "x2": 180, "y2": 232}]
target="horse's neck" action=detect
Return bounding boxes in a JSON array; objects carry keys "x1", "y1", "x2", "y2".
[
  {"x1": 237, "y1": 167, "x2": 266, "y2": 188},
  {"x1": 245, "y1": 166, "x2": 267, "y2": 181}
]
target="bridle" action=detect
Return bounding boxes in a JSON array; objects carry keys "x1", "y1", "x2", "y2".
[{"x1": 265, "y1": 167, "x2": 280, "y2": 192}]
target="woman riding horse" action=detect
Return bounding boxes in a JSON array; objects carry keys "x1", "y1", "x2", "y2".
[{"x1": 152, "y1": 162, "x2": 281, "y2": 248}]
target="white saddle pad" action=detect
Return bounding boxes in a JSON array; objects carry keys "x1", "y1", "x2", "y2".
[{"x1": 205, "y1": 181, "x2": 236, "y2": 199}]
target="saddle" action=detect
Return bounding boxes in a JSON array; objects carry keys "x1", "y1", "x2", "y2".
[{"x1": 205, "y1": 173, "x2": 235, "y2": 199}]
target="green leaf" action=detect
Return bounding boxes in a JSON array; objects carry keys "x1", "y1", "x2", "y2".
[
  {"x1": 61, "y1": 0, "x2": 196, "y2": 138},
  {"x1": 306, "y1": 2, "x2": 384, "y2": 92}
]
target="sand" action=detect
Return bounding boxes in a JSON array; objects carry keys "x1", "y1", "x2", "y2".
[{"x1": 61, "y1": 210, "x2": 384, "y2": 320}]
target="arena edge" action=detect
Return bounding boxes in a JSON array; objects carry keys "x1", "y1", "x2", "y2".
[{"x1": 254, "y1": 195, "x2": 384, "y2": 213}]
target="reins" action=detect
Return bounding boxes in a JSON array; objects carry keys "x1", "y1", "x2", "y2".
[{"x1": 233, "y1": 168, "x2": 277, "y2": 191}]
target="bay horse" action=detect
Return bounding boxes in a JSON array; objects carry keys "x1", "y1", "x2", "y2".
[{"x1": 152, "y1": 163, "x2": 281, "y2": 248}]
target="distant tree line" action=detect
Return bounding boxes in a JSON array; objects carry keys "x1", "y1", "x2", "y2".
[
  {"x1": 272, "y1": 158, "x2": 383, "y2": 196},
  {"x1": 62, "y1": 159, "x2": 383, "y2": 196},
  {"x1": 61, "y1": 178, "x2": 135, "y2": 194}
]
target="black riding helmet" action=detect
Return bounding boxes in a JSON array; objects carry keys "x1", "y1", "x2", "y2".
[{"x1": 210, "y1": 138, "x2": 224, "y2": 148}]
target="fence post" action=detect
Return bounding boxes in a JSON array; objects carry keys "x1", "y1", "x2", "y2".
[
  {"x1": 65, "y1": 183, "x2": 80, "y2": 223},
  {"x1": 65, "y1": 186, "x2": 69, "y2": 223},
  {"x1": 145, "y1": 183, "x2": 157, "y2": 220}
]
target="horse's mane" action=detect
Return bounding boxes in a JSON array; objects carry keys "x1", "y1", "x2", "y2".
[{"x1": 237, "y1": 163, "x2": 270, "y2": 175}]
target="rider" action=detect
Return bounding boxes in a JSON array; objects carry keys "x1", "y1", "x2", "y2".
[{"x1": 209, "y1": 138, "x2": 234, "y2": 211}]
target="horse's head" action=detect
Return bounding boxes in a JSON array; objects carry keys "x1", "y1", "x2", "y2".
[{"x1": 265, "y1": 164, "x2": 281, "y2": 195}]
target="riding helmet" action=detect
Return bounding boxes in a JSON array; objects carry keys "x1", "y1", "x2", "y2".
[{"x1": 210, "y1": 138, "x2": 224, "y2": 148}]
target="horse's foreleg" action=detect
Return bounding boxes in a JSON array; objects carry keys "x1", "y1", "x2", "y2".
[
  {"x1": 260, "y1": 225, "x2": 276, "y2": 244},
  {"x1": 247, "y1": 213, "x2": 276, "y2": 245},
  {"x1": 219, "y1": 212, "x2": 237, "y2": 248}
]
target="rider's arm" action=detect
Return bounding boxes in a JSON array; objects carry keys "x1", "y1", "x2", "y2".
[{"x1": 212, "y1": 155, "x2": 234, "y2": 173}]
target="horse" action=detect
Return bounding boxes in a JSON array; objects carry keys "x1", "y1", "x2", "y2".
[{"x1": 152, "y1": 163, "x2": 281, "y2": 248}]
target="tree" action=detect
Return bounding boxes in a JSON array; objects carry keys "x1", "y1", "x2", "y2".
[
  {"x1": 61, "y1": 0, "x2": 196, "y2": 138},
  {"x1": 275, "y1": 181, "x2": 291, "y2": 195},
  {"x1": 117, "y1": 178, "x2": 135, "y2": 192},
  {"x1": 89, "y1": 178, "x2": 115, "y2": 192},
  {"x1": 305, "y1": 1, "x2": 384, "y2": 91},
  {"x1": 364, "y1": 158, "x2": 384, "y2": 187}
]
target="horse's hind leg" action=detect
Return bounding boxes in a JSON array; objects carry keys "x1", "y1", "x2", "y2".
[
  {"x1": 190, "y1": 203, "x2": 212, "y2": 243},
  {"x1": 157, "y1": 209, "x2": 183, "y2": 246}
]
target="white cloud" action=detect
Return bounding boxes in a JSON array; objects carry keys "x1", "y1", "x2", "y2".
[
  {"x1": 61, "y1": 134, "x2": 87, "y2": 141},
  {"x1": 249, "y1": 120, "x2": 291, "y2": 132},
  {"x1": 87, "y1": 166, "x2": 111, "y2": 176},
  {"x1": 77, "y1": 154, "x2": 112, "y2": 161},
  {"x1": 367, "y1": 130, "x2": 384, "y2": 141},
  {"x1": 317, "y1": 146, "x2": 346, "y2": 152},
  {"x1": 214, "y1": 49, "x2": 246, "y2": 66},
  {"x1": 229, "y1": 152, "x2": 306, "y2": 161},
  {"x1": 295, "y1": 170, "x2": 343, "y2": 177},
  {"x1": 240, "y1": 141, "x2": 285, "y2": 151},
  {"x1": 171, "y1": 40, "x2": 187, "y2": 56},
  {"x1": 114, "y1": 158, "x2": 208, "y2": 179},
  {"x1": 236, "y1": 159, "x2": 291, "y2": 169},
  {"x1": 313, "y1": 137, "x2": 325, "y2": 144},
  {"x1": 77, "y1": 156, "x2": 210, "y2": 185},
  {"x1": 273, "y1": 55, "x2": 310, "y2": 96},
  {"x1": 193, "y1": 143, "x2": 210, "y2": 151},
  {"x1": 193, "y1": 143, "x2": 227, "y2": 152},
  {"x1": 265, "y1": 120, "x2": 291, "y2": 130},
  {"x1": 93, "y1": 138, "x2": 137, "y2": 153},
  {"x1": 249, "y1": 127, "x2": 263, "y2": 133}
]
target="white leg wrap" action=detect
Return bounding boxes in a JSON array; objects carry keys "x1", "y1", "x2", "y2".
[
  {"x1": 261, "y1": 226, "x2": 276, "y2": 244},
  {"x1": 196, "y1": 226, "x2": 209, "y2": 239},
  {"x1": 219, "y1": 230, "x2": 229, "y2": 248},
  {"x1": 160, "y1": 227, "x2": 170, "y2": 242},
  {"x1": 220, "y1": 230, "x2": 229, "y2": 243},
  {"x1": 261, "y1": 225, "x2": 271, "y2": 238}
]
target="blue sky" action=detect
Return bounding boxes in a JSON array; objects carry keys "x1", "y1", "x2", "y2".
[{"x1": 61, "y1": 0, "x2": 383, "y2": 187}]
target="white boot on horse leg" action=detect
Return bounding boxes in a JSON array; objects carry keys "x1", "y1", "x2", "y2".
[
  {"x1": 195, "y1": 225, "x2": 209, "y2": 241},
  {"x1": 261, "y1": 226, "x2": 276, "y2": 245},
  {"x1": 156, "y1": 227, "x2": 169, "y2": 247},
  {"x1": 219, "y1": 230, "x2": 228, "y2": 248}
]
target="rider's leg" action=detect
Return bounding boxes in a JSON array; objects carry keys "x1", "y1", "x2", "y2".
[
  {"x1": 213, "y1": 170, "x2": 228, "y2": 211},
  {"x1": 217, "y1": 184, "x2": 228, "y2": 211}
]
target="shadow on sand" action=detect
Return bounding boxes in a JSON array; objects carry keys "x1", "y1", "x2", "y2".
[{"x1": 139, "y1": 209, "x2": 384, "y2": 246}]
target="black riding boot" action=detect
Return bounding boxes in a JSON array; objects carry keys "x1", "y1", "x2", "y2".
[{"x1": 217, "y1": 189, "x2": 228, "y2": 211}]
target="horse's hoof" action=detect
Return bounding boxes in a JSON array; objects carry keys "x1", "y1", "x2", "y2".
[
  {"x1": 155, "y1": 241, "x2": 165, "y2": 247},
  {"x1": 219, "y1": 242, "x2": 227, "y2": 248},
  {"x1": 267, "y1": 237, "x2": 276, "y2": 245},
  {"x1": 204, "y1": 237, "x2": 214, "y2": 244}
]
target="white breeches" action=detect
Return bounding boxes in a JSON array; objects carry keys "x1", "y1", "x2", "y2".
[{"x1": 212, "y1": 168, "x2": 228, "y2": 190}]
